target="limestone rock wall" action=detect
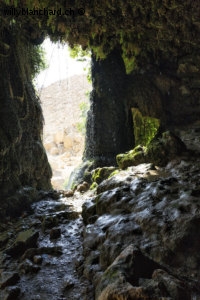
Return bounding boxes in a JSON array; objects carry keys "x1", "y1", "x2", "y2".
[
  {"x1": 127, "y1": 55, "x2": 200, "y2": 128},
  {"x1": 82, "y1": 158, "x2": 200, "y2": 299},
  {"x1": 83, "y1": 50, "x2": 200, "y2": 172},
  {"x1": 84, "y1": 49, "x2": 134, "y2": 167},
  {"x1": 0, "y1": 29, "x2": 52, "y2": 218}
]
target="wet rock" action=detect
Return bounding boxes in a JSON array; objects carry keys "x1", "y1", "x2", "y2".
[
  {"x1": 50, "y1": 227, "x2": 61, "y2": 239},
  {"x1": 96, "y1": 247, "x2": 147, "y2": 299},
  {"x1": 44, "y1": 190, "x2": 60, "y2": 200},
  {"x1": 96, "y1": 244, "x2": 192, "y2": 300},
  {"x1": 82, "y1": 198, "x2": 97, "y2": 225},
  {"x1": 0, "y1": 232, "x2": 9, "y2": 248},
  {"x1": 33, "y1": 255, "x2": 43, "y2": 264},
  {"x1": 91, "y1": 167, "x2": 118, "y2": 185},
  {"x1": 146, "y1": 131, "x2": 187, "y2": 166},
  {"x1": 84, "y1": 264, "x2": 102, "y2": 283},
  {"x1": 87, "y1": 215, "x2": 99, "y2": 224},
  {"x1": 82, "y1": 158, "x2": 200, "y2": 298},
  {"x1": 96, "y1": 164, "x2": 152, "y2": 194},
  {"x1": 116, "y1": 145, "x2": 146, "y2": 169},
  {"x1": 42, "y1": 215, "x2": 59, "y2": 231},
  {"x1": 33, "y1": 199, "x2": 65, "y2": 215},
  {"x1": 0, "y1": 195, "x2": 93, "y2": 300},
  {"x1": 5, "y1": 229, "x2": 39, "y2": 257},
  {"x1": 41, "y1": 210, "x2": 79, "y2": 232},
  {"x1": 76, "y1": 181, "x2": 90, "y2": 193},
  {"x1": 2, "y1": 286, "x2": 21, "y2": 300},
  {"x1": 19, "y1": 259, "x2": 41, "y2": 274},
  {"x1": 116, "y1": 131, "x2": 187, "y2": 169},
  {"x1": 74, "y1": 256, "x2": 85, "y2": 275},
  {"x1": 29, "y1": 295, "x2": 41, "y2": 300},
  {"x1": 58, "y1": 210, "x2": 79, "y2": 220},
  {"x1": 95, "y1": 187, "x2": 131, "y2": 216},
  {"x1": 0, "y1": 272, "x2": 20, "y2": 289},
  {"x1": 21, "y1": 246, "x2": 63, "y2": 261},
  {"x1": 152, "y1": 269, "x2": 191, "y2": 299},
  {"x1": 62, "y1": 190, "x2": 74, "y2": 197},
  {"x1": 63, "y1": 277, "x2": 75, "y2": 290}
]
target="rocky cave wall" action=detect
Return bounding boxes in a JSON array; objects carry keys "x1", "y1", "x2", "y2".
[
  {"x1": 126, "y1": 56, "x2": 200, "y2": 127},
  {"x1": 0, "y1": 29, "x2": 52, "y2": 218},
  {"x1": 1, "y1": 0, "x2": 200, "y2": 217},
  {"x1": 83, "y1": 51, "x2": 200, "y2": 169},
  {"x1": 1, "y1": 30, "x2": 200, "y2": 215},
  {"x1": 84, "y1": 48, "x2": 134, "y2": 167}
]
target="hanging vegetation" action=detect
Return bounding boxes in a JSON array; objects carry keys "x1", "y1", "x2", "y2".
[
  {"x1": 0, "y1": 0, "x2": 200, "y2": 217},
  {"x1": 132, "y1": 108, "x2": 160, "y2": 147},
  {"x1": 0, "y1": 0, "x2": 200, "y2": 70}
]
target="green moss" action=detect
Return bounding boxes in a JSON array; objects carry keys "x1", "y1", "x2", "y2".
[
  {"x1": 132, "y1": 108, "x2": 160, "y2": 146},
  {"x1": 103, "y1": 267, "x2": 120, "y2": 282},
  {"x1": 116, "y1": 145, "x2": 146, "y2": 169},
  {"x1": 92, "y1": 167, "x2": 118, "y2": 185},
  {"x1": 116, "y1": 131, "x2": 187, "y2": 169},
  {"x1": 108, "y1": 170, "x2": 120, "y2": 178},
  {"x1": 1, "y1": 0, "x2": 200, "y2": 71},
  {"x1": 76, "y1": 101, "x2": 90, "y2": 135},
  {"x1": 16, "y1": 229, "x2": 36, "y2": 243},
  {"x1": 90, "y1": 182, "x2": 98, "y2": 190}
]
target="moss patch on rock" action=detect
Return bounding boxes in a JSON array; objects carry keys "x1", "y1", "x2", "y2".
[
  {"x1": 132, "y1": 108, "x2": 160, "y2": 147},
  {"x1": 116, "y1": 145, "x2": 146, "y2": 170},
  {"x1": 66, "y1": 160, "x2": 94, "y2": 190},
  {"x1": 116, "y1": 131, "x2": 187, "y2": 169},
  {"x1": 92, "y1": 167, "x2": 118, "y2": 185}
]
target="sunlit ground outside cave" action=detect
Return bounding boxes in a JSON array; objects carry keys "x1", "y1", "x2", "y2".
[{"x1": 35, "y1": 39, "x2": 91, "y2": 190}]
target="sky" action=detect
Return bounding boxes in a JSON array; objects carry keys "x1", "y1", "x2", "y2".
[{"x1": 35, "y1": 38, "x2": 89, "y2": 89}]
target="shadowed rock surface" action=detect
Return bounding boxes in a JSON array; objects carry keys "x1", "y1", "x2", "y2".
[
  {"x1": 82, "y1": 146, "x2": 200, "y2": 299},
  {"x1": 1, "y1": 1, "x2": 200, "y2": 299},
  {"x1": 0, "y1": 29, "x2": 52, "y2": 220}
]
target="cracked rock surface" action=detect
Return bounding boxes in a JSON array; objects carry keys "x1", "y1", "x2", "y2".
[{"x1": 0, "y1": 192, "x2": 94, "y2": 300}]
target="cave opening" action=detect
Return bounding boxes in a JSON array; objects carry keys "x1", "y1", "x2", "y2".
[
  {"x1": 35, "y1": 39, "x2": 92, "y2": 190},
  {"x1": 1, "y1": 0, "x2": 200, "y2": 217}
]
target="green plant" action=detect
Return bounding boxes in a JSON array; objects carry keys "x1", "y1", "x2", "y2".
[
  {"x1": 132, "y1": 108, "x2": 160, "y2": 147},
  {"x1": 69, "y1": 44, "x2": 90, "y2": 59},
  {"x1": 31, "y1": 45, "x2": 48, "y2": 80},
  {"x1": 76, "y1": 100, "x2": 90, "y2": 135},
  {"x1": 69, "y1": 44, "x2": 91, "y2": 82}
]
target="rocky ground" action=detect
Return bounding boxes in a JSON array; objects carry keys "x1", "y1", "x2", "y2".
[
  {"x1": 0, "y1": 190, "x2": 94, "y2": 300},
  {"x1": 81, "y1": 122, "x2": 200, "y2": 299},
  {"x1": 0, "y1": 123, "x2": 200, "y2": 300}
]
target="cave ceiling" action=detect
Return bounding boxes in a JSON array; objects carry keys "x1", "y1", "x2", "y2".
[{"x1": 0, "y1": 0, "x2": 200, "y2": 67}]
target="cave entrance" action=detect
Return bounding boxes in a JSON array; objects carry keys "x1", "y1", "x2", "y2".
[{"x1": 36, "y1": 39, "x2": 91, "y2": 189}]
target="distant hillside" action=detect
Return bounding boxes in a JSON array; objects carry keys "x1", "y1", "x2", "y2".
[
  {"x1": 38, "y1": 74, "x2": 92, "y2": 189},
  {"x1": 39, "y1": 74, "x2": 91, "y2": 140}
]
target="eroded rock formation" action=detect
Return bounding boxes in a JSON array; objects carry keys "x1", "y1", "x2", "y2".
[
  {"x1": 82, "y1": 153, "x2": 200, "y2": 299},
  {"x1": 84, "y1": 49, "x2": 134, "y2": 166},
  {"x1": 0, "y1": 29, "x2": 52, "y2": 219}
]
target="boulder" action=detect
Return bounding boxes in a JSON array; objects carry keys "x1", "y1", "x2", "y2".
[
  {"x1": 0, "y1": 272, "x2": 20, "y2": 289},
  {"x1": 5, "y1": 230, "x2": 39, "y2": 257},
  {"x1": 54, "y1": 130, "x2": 64, "y2": 144},
  {"x1": 116, "y1": 131, "x2": 187, "y2": 169}
]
